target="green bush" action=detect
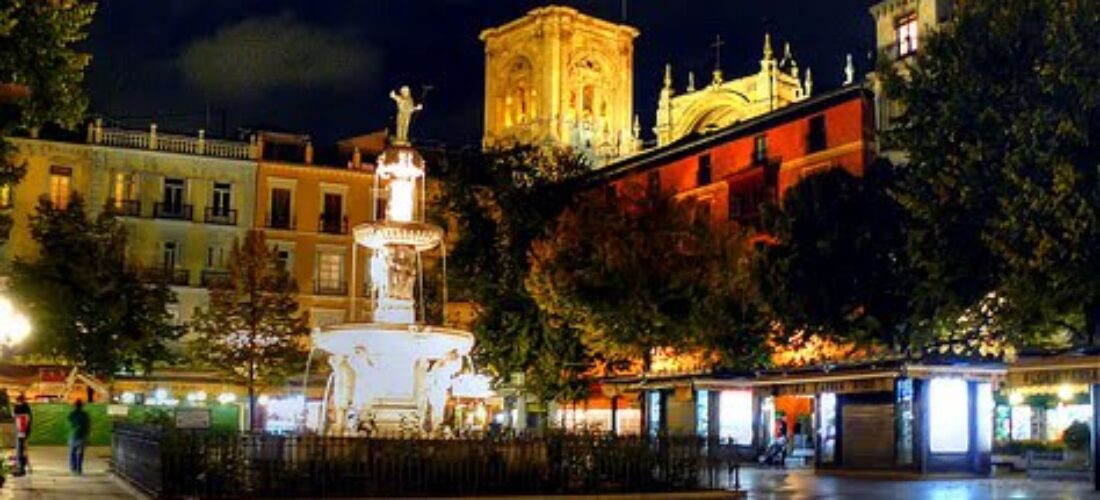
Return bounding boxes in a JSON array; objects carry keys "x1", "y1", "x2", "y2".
[
  {"x1": 1063, "y1": 421, "x2": 1090, "y2": 450},
  {"x1": 994, "y1": 439, "x2": 1064, "y2": 455}
]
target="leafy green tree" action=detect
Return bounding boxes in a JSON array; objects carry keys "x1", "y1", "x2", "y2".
[
  {"x1": 882, "y1": 0, "x2": 1100, "y2": 347},
  {"x1": 0, "y1": 0, "x2": 95, "y2": 243},
  {"x1": 439, "y1": 145, "x2": 591, "y2": 403},
  {"x1": 528, "y1": 184, "x2": 771, "y2": 372},
  {"x1": 756, "y1": 163, "x2": 916, "y2": 352},
  {"x1": 191, "y1": 230, "x2": 309, "y2": 430},
  {"x1": 10, "y1": 194, "x2": 183, "y2": 376},
  {"x1": 0, "y1": 0, "x2": 96, "y2": 132}
]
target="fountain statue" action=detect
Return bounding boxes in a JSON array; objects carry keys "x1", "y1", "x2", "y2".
[{"x1": 313, "y1": 88, "x2": 477, "y2": 435}]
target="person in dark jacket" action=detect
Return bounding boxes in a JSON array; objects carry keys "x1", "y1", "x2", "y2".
[
  {"x1": 12, "y1": 394, "x2": 31, "y2": 476},
  {"x1": 67, "y1": 400, "x2": 91, "y2": 475}
]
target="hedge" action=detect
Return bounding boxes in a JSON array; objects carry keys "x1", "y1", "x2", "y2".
[{"x1": 23, "y1": 403, "x2": 240, "y2": 446}]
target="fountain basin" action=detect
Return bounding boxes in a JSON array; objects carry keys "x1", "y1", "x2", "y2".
[
  {"x1": 314, "y1": 323, "x2": 475, "y2": 434},
  {"x1": 314, "y1": 322, "x2": 474, "y2": 358}
]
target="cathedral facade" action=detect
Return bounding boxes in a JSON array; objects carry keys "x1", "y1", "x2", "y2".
[
  {"x1": 654, "y1": 35, "x2": 811, "y2": 147},
  {"x1": 480, "y1": 6, "x2": 639, "y2": 164}
]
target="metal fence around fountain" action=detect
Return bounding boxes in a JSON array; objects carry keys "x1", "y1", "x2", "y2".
[{"x1": 112, "y1": 423, "x2": 734, "y2": 498}]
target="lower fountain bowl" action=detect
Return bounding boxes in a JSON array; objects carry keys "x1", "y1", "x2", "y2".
[{"x1": 313, "y1": 322, "x2": 474, "y2": 359}]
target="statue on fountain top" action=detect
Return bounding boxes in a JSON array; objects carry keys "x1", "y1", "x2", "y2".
[{"x1": 390, "y1": 85, "x2": 422, "y2": 145}]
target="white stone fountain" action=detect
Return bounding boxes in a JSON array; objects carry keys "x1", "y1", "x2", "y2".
[{"x1": 313, "y1": 88, "x2": 476, "y2": 435}]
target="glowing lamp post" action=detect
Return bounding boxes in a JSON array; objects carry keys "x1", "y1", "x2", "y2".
[{"x1": 0, "y1": 295, "x2": 31, "y2": 349}]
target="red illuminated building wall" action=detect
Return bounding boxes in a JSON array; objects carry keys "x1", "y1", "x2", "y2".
[{"x1": 594, "y1": 86, "x2": 875, "y2": 225}]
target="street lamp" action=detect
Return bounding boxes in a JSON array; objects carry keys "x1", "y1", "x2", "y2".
[{"x1": 0, "y1": 295, "x2": 31, "y2": 347}]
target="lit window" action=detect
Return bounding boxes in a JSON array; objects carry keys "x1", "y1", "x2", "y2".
[
  {"x1": 0, "y1": 183, "x2": 10, "y2": 209},
  {"x1": 113, "y1": 172, "x2": 137, "y2": 204},
  {"x1": 317, "y1": 252, "x2": 345, "y2": 292},
  {"x1": 753, "y1": 135, "x2": 768, "y2": 163},
  {"x1": 718, "y1": 390, "x2": 754, "y2": 445},
  {"x1": 212, "y1": 183, "x2": 232, "y2": 215},
  {"x1": 49, "y1": 166, "x2": 72, "y2": 208},
  {"x1": 897, "y1": 14, "x2": 919, "y2": 57},
  {"x1": 929, "y1": 378, "x2": 970, "y2": 453},
  {"x1": 162, "y1": 241, "x2": 179, "y2": 270}
]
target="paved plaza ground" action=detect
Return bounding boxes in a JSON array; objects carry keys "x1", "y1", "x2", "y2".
[
  {"x1": 0, "y1": 448, "x2": 1095, "y2": 499},
  {"x1": 0, "y1": 446, "x2": 135, "y2": 499}
]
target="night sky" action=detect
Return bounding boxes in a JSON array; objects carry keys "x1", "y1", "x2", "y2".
[{"x1": 85, "y1": 0, "x2": 876, "y2": 147}]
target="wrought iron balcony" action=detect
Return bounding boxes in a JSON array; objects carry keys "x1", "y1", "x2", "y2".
[
  {"x1": 265, "y1": 213, "x2": 296, "y2": 231},
  {"x1": 204, "y1": 207, "x2": 237, "y2": 226},
  {"x1": 153, "y1": 202, "x2": 193, "y2": 221},
  {"x1": 201, "y1": 269, "x2": 231, "y2": 287},
  {"x1": 318, "y1": 213, "x2": 348, "y2": 235},
  {"x1": 106, "y1": 199, "x2": 142, "y2": 217},
  {"x1": 141, "y1": 267, "x2": 191, "y2": 287},
  {"x1": 314, "y1": 281, "x2": 348, "y2": 296}
]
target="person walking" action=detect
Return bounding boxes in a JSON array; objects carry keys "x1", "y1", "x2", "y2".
[
  {"x1": 12, "y1": 394, "x2": 32, "y2": 476},
  {"x1": 66, "y1": 399, "x2": 90, "y2": 475}
]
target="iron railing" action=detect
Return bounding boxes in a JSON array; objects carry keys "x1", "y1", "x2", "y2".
[
  {"x1": 106, "y1": 199, "x2": 142, "y2": 217},
  {"x1": 265, "y1": 213, "x2": 296, "y2": 231},
  {"x1": 319, "y1": 213, "x2": 349, "y2": 235},
  {"x1": 314, "y1": 281, "x2": 348, "y2": 296},
  {"x1": 153, "y1": 202, "x2": 193, "y2": 221},
  {"x1": 204, "y1": 207, "x2": 237, "y2": 226},
  {"x1": 141, "y1": 267, "x2": 191, "y2": 287},
  {"x1": 200, "y1": 269, "x2": 231, "y2": 287},
  {"x1": 112, "y1": 425, "x2": 726, "y2": 498}
]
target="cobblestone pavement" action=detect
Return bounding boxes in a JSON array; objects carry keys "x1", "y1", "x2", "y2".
[
  {"x1": 713, "y1": 467, "x2": 1100, "y2": 499},
  {"x1": 0, "y1": 446, "x2": 137, "y2": 499}
]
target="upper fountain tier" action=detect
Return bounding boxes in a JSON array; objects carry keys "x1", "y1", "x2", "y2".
[{"x1": 355, "y1": 145, "x2": 443, "y2": 252}]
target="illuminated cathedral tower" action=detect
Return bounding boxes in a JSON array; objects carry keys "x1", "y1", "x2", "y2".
[{"x1": 480, "y1": 6, "x2": 640, "y2": 165}]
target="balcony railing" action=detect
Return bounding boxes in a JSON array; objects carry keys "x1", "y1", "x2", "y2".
[
  {"x1": 314, "y1": 281, "x2": 348, "y2": 296},
  {"x1": 204, "y1": 207, "x2": 237, "y2": 226},
  {"x1": 141, "y1": 267, "x2": 191, "y2": 287},
  {"x1": 318, "y1": 213, "x2": 348, "y2": 235},
  {"x1": 89, "y1": 122, "x2": 258, "y2": 161},
  {"x1": 153, "y1": 202, "x2": 193, "y2": 221},
  {"x1": 106, "y1": 199, "x2": 142, "y2": 217},
  {"x1": 200, "y1": 269, "x2": 231, "y2": 287},
  {"x1": 265, "y1": 213, "x2": 296, "y2": 231}
]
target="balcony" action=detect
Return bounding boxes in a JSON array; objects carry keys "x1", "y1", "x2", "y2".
[
  {"x1": 265, "y1": 213, "x2": 296, "y2": 231},
  {"x1": 141, "y1": 267, "x2": 191, "y2": 287},
  {"x1": 106, "y1": 199, "x2": 142, "y2": 217},
  {"x1": 204, "y1": 207, "x2": 238, "y2": 226},
  {"x1": 318, "y1": 213, "x2": 348, "y2": 235},
  {"x1": 153, "y1": 202, "x2": 193, "y2": 221},
  {"x1": 201, "y1": 269, "x2": 231, "y2": 287},
  {"x1": 314, "y1": 281, "x2": 348, "y2": 296}
]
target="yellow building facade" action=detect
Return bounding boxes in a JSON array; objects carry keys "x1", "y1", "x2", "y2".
[
  {"x1": 480, "y1": 6, "x2": 640, "y2": 164},
  {"x1": 254, "y1": 133, "x2": 376, "y2": 327},
  {"x1": 4, "y1": 124, "x2": 257, "y2": 325}
]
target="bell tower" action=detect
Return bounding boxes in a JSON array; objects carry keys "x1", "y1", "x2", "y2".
[{"x1": 480, "y1": 6, "x2": 639, "y2": 165}]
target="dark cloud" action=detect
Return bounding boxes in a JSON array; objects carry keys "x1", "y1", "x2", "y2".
[{"x1": 178, "y1": 11, "x2": 380, "y2": 101}]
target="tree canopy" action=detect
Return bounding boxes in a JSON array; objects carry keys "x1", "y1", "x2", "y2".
[
  {"x1": 10, "y1": 194, "x2": 183, "y2": 375},
  {"x1": 528, "y1": 183, "x2": 771, "y2": 372},
  {"x1": 882, "y1": 0, "x2": 1100, "y2": 348},
  {"x1": 191, "y1": 230, "x2": 310, "y2": 429},
  {"x1": 756, "y1": 163, "x2": 915, "y2": 352},
  {"x1": 440, "y1": 145, "x2": 591, "y2": 402},
  {"x1": 0, "y1": 0, "x2": 95, "y2": 244}
]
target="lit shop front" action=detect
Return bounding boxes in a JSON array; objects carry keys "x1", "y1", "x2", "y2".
[
  {"x1": 1001, "y1": 353, "x2": 1098, "y2": 447},
  {"x1": 754, "y1": 362, "x2": 1003, "y2": 474}
]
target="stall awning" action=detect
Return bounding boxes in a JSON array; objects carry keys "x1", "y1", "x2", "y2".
[{"x1": 1007, "y1": 356, "x2": 1100, "y2": 388}]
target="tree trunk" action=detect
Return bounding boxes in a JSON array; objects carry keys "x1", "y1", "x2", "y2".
[
  {"x1": 1086, "y1": 299, "x2": 1100, "y2": 347},
  {"x1": 248, "y1": 362, "x2": 256, "y2": 432}
]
